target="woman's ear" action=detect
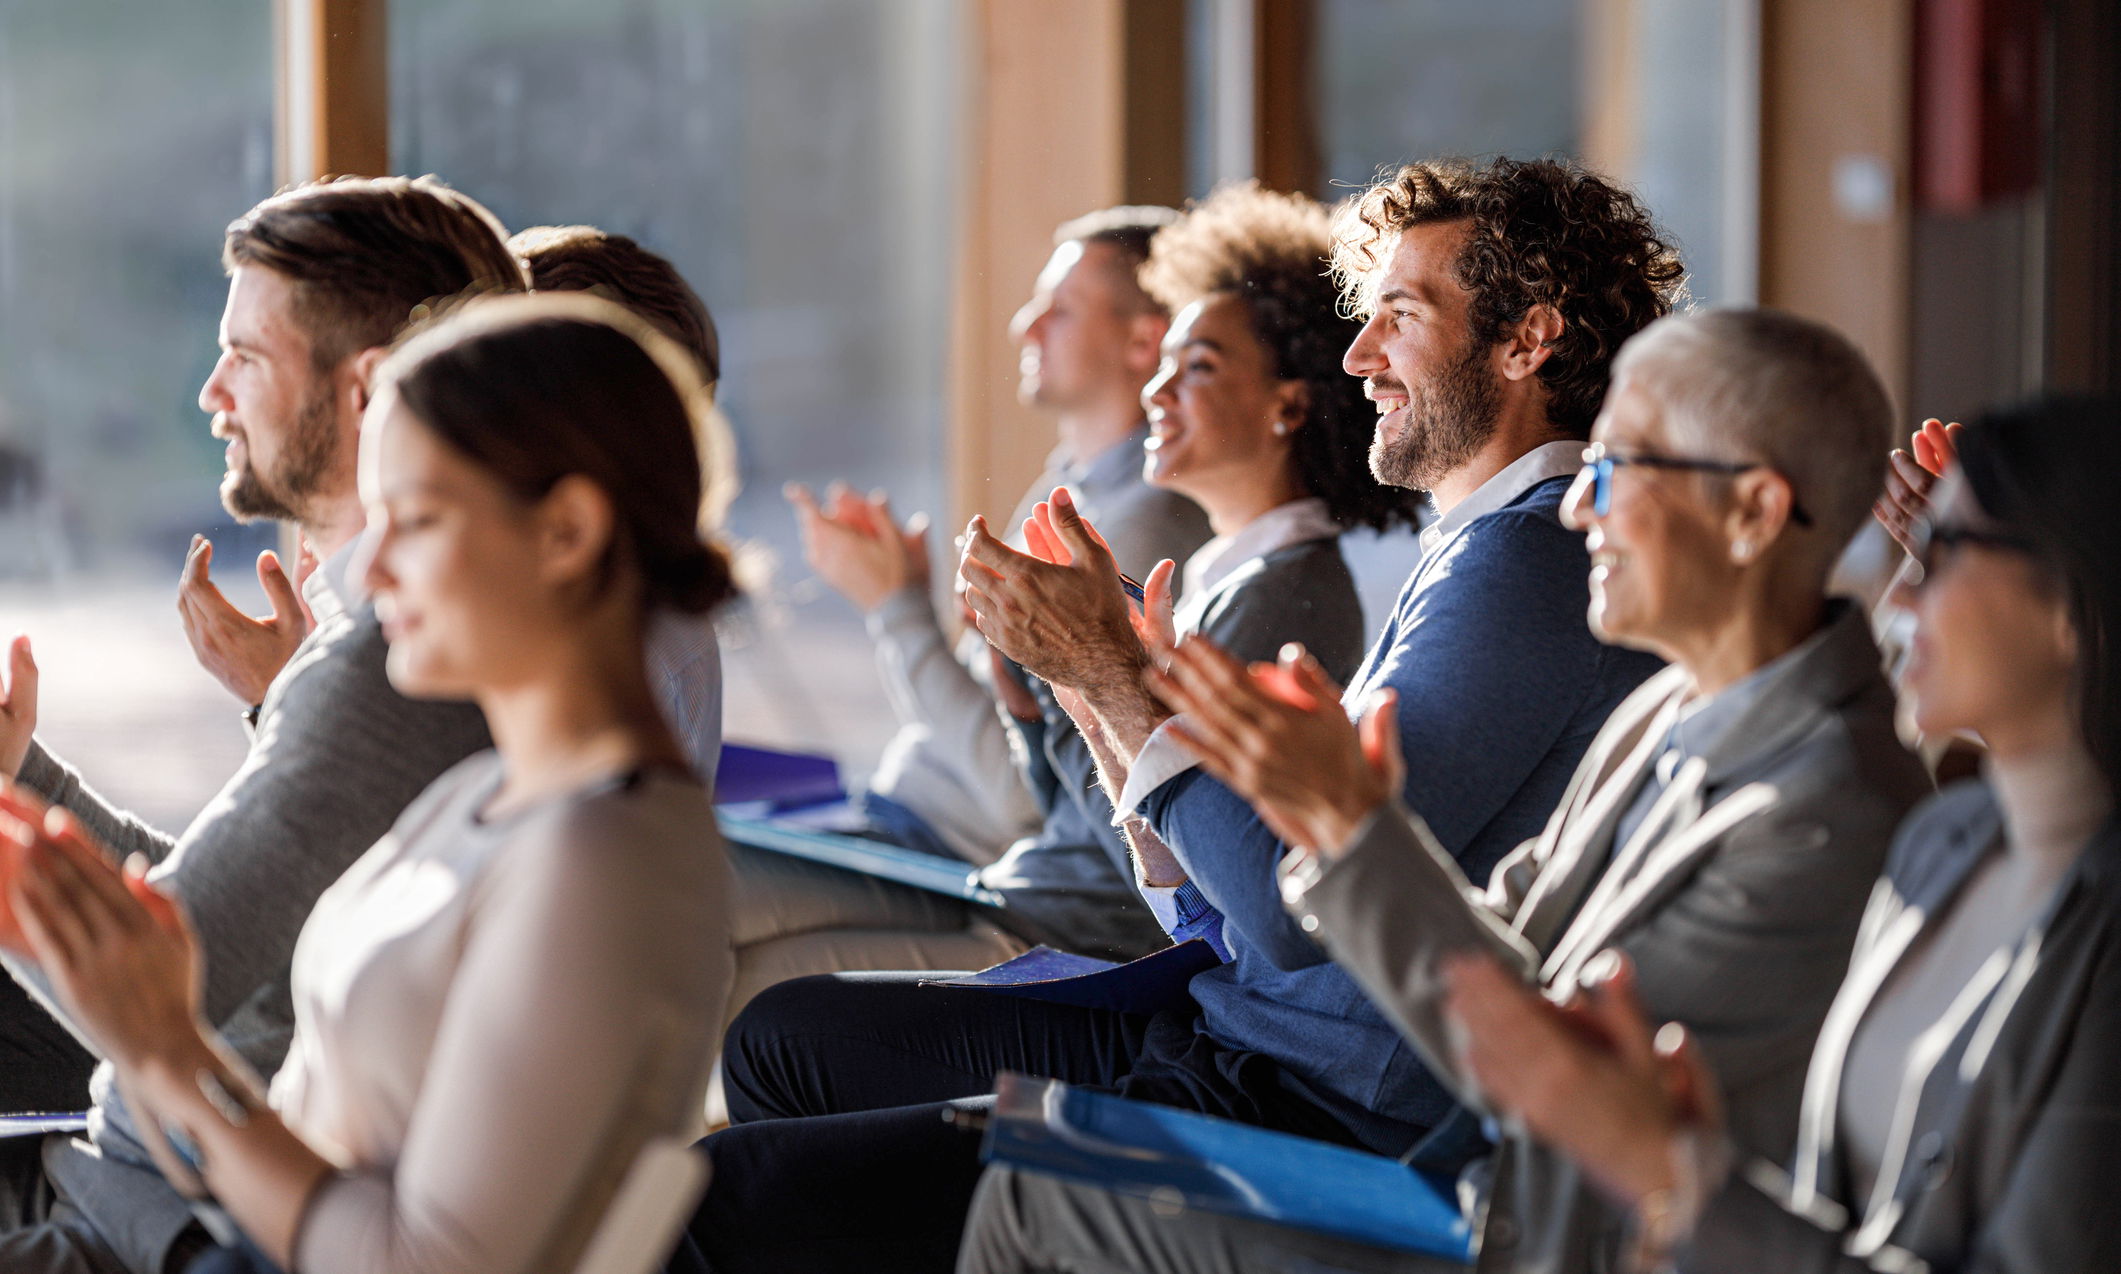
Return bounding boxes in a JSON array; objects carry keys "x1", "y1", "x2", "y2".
[
  {"x1": 1272, "y1": 380, "x2": 1311, "y2": 436},
  {"x1": 535, "y1": 475, "x2": 618, "y2": 592},
  {"x1": 1724, "y1": 468, "x2": 1798, "y2": 560}
]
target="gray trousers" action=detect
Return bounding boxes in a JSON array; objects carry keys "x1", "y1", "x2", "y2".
[
  {"x1": 0, "y1": 1137, "x2": 214, "y2": 1274},
  {"x1": 0, "y1": 1135, "x2": 127, "y2": 1274},
  {"x1": 957, "y1": 1167, "x2": 1469, "y2": 1274}
]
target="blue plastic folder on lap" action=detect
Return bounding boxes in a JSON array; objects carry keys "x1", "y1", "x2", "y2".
[
  {"x1": 981, "y1": 1073, "x2": 1476, "y2": 1263},
  {"x1": 0, "y1": 1113, "x2": 90, "y2": 1138},
  {"x1": 712, "y1": 742, "x2": 1004, "y2": 906},
  {"x1": 927, "y1": 940, "x2": 1220, "y2": 1016}
]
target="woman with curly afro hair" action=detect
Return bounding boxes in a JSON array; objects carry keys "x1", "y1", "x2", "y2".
[{"x1": 1127, "y1": 179, "x2": 1422, "y2": 674}]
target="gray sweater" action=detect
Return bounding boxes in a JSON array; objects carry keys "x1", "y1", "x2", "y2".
[{"x1": 9, "y1": 596, "x2": 491, "y2": 1272}]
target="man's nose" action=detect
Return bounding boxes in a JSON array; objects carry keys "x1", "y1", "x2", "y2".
[
  {"x1": 1343, "y1": 313, "x2": 1387, "y2": 376},
  {"x1": 199, "y1": 353, "x2": 234, "y2": 415}
]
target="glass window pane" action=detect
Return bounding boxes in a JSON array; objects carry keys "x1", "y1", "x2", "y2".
[
  {"x1": 1314, "y1": 0, "x2": 1581, "y2": 190},
  {"x1": 0, "y1": 1, "x2": 276, "y2": 828},
  {"x1": 391, "y1": 0, "x2": 962, "y2": 765}
]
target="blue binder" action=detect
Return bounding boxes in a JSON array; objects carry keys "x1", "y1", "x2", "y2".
[{"x1": 981, "y1": 1074, "x2": 1476, "y2": 1263}]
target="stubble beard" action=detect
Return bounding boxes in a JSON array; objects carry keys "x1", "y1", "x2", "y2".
[
  {"x1": 221, "y1": 381, "x2": 339, "y2": 526},
  {"x1": 1368, "y1": 342, "x2": 1506, "y2": 493}
]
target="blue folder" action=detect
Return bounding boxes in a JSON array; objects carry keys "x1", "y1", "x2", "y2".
[
  {"x1": 711, "y1": 742, "x2": 1003, "y2": 906},
  {"x1": 713, "y1": 742, "x2": 846, "y2": 808},
  {"x1": 0, "y1": 1112, "x2": 89, "y2": 1138},
  {"x1": 927, "y1": 940, "x2": 1220, "y2": 1016},
  {"x1": 981, "y1": 1074, "x2": 1476, "y2": 1263},
  {"x1": 715, "y1": 813, "x2": 1004, "y2": 906}
]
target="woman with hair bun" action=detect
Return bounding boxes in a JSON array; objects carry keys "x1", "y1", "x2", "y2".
[{"x1": 0, "y1": 293, "x2": 735, "y2": 1274}]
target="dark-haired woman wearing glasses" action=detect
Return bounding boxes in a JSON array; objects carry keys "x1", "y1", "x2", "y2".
[{"x1": 1445, "y1": 394, "x2": 2121, "y2": 1273}]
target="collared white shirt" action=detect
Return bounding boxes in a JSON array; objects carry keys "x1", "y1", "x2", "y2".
[
  {"x1": 302, "y1": 539, "x2": 365, "y2": 627},
  {"x1": 1173, "y1": 497, "x2": 1342, "y2": 634},
  {"x1": 1417, "y1": 439, "x2": 1586, "y2": 557},
  {"x1": 1116, "y1": 439, "x2": 1588, "y2": 821}
]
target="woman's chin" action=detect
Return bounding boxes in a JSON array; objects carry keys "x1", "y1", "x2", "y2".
[{"x1": 384, "y1": 650, "x2": 462, "y2": 702}]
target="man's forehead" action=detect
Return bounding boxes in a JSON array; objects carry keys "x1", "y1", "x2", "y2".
[
  {"x1": 223, "y1": 265, "x2": 306, "y2": 344},
  {"x1": 1035, "y1": 239, "x2": 1089, "y2": 294},
  {"x1": 1373, "y1": 219, "x2": 1473, "y2": 299}
]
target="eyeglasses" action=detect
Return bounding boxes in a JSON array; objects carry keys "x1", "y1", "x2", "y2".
[
  {"x1": 1903, "y1": 517, "x2": 2035, "y2": 588},
  {"x1": 1579, "y1": 442, "x2": 1814, "y2": 527}
]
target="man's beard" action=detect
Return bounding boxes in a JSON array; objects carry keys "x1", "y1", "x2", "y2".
[
  {"x1": 1368, "y1": 342, "x2": 1505, "y2": 492},
  {"x1": 221, "y1": 386, "x2": 338, "y2": 525}
]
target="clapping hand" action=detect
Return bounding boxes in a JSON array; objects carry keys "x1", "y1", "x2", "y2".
[
  {"x1": 178, "y1": 536, "x2": 316, "y2": 707},
  {"x1": 0, "y1": 782, "x2": 201, "y2": 1072},
  {"x1": 1144, "y1": 636, "x2": 1401, "y2": 860},
  {"x1": 1018, "y1": 499, "x2": 1179, "y2": 654},
  {"x1": 958, "y1": 487, "x2": 1144, "y2": 694},
  {"x1": 1873, "y1": 418, "x2": 1962, "y2": 556},
  {"x1": 1441, "y1": 950, "x2": 1724, "y2": 1208},
  {"x1": 786, "y1": 481, "x2": 931, "y2": 615},
  {"x1": 0, "y1": 636, "x2": 37, "y2": 779}
]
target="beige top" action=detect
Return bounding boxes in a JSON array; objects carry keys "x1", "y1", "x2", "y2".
[
  {"x1": 273, "y1": 752, "x2": 732, "y2": 1274},
  {"x1": 1838, "y1": 744, "x2": 2111, "y2": 1205}
]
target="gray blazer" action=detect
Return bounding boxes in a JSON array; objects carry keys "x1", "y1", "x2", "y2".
[
  {"x1": 1683, "y1": 784, "x2": 2121, "y2": 1274},
  {"x1": 1286, "y1": 603, "x2": 1930, "y2": 1274}
]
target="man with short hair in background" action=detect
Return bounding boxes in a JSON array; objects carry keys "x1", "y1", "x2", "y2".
[
  {"x1": 0, "y1": 175, "x2": 523, "y2": 1274},
  {"x1": 791, "y1": 206, "x2": 1210, "y2": 867}
]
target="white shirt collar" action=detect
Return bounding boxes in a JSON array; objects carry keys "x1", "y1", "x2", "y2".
[
  {"x1": 301, "y1": 539, "x2": 365, "y2": 625},
  {"x1": 1418, "y1": 440, "x2": 1586, "y2": 555},
  {"x1": 1180, "y1": 497, "x2": 1341, "y2": 601}
]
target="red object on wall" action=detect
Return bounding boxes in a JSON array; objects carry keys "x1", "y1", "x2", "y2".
[{"x1": 1915, "y1": 0, "x2": 2044, "y2": 213}]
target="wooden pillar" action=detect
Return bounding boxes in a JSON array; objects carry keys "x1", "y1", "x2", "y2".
[
  {"x1": 947, "y1": 0, "x2": 1187, "y2": 530},
  {"x1": 2045, "y1": 0, "x2": 2120, "y2": 394},
  {"x1": 1579, "y1": 0, "x2": 1640, "y2": 181},
  {"x1": 275, "y1": 0, "x2": 389, "y2": 185},
  {"x1": 1757, "y1": 0, "x2": 1915, "y2": 412},
  {"x1": 1254, "y1": 0, "x2": 1319, "y2": 195}
]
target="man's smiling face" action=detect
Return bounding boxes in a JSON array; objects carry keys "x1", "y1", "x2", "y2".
[{"x1": 1340, "y1": 218, "x2": 1504, "y2": 492}]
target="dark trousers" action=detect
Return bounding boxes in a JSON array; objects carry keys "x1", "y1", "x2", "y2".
[
  {"x1": 680, "y1": 972, "x2": 1385, "y2": 1274},
  {"x1": 0, "y1": 978, "x2": 96, "y2": 1115}
]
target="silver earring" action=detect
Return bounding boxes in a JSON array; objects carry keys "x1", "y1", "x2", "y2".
[
  {"x1": 1732, "y1": 539, "x2": 1754, "y2": 563},
  {"x1": 1271, "y1": 421, "x2": 1289, "y2": 437}
]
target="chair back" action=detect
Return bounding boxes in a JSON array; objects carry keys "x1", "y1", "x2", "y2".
[{"x1": 569, "y1": 1138, "x2": 711, "y2": 1274}]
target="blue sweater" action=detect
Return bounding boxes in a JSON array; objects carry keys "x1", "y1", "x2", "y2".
[{"x1": 1140, "y1": 476, "x2": 1663, "y2": 1147}]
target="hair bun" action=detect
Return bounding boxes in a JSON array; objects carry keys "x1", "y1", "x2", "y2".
[{"x1": 648, "y1": 539, "x2": 737, "y2": 616}]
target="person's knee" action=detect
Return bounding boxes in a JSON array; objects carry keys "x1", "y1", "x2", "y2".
[{"x1": 721, "y1": 974, "x2": 836, "y2": 1122}]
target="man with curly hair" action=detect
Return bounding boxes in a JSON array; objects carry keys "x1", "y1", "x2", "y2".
[{"x1": 673, "y1": 159, "x2": 1681, "y2": 1274}]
